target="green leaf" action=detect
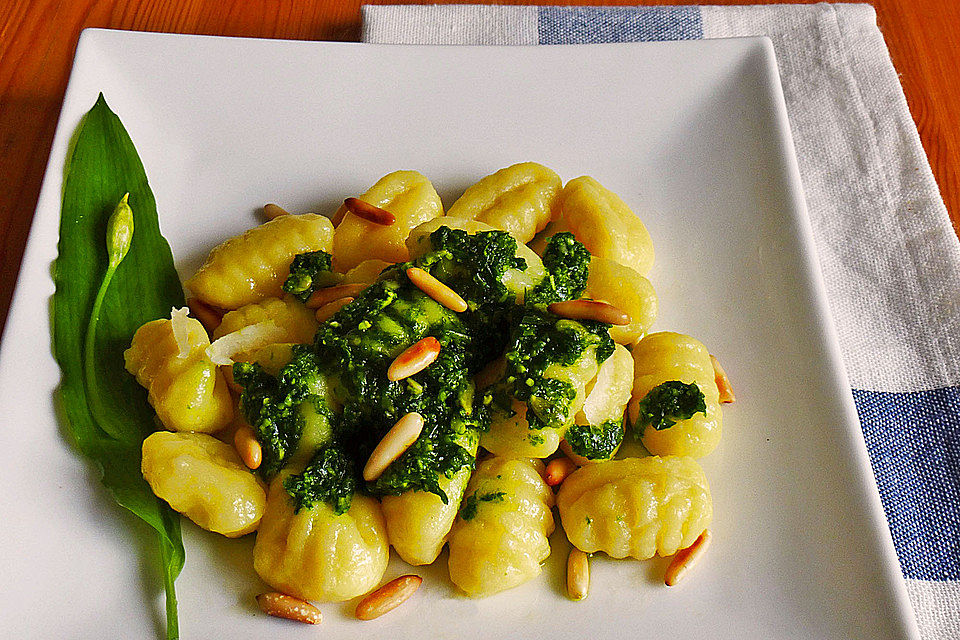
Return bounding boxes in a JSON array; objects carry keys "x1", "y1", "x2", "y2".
[{"x1": 52, "y1": 94, "x2": 185, "y2": 640}]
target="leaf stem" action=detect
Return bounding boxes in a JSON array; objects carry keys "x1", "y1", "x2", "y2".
[
  {"x1": 160, "y1": 536, "x2": 180, "y2": 640},
  {"x1": 83, "y1": 263, "x2": 118, "y2": 429}
]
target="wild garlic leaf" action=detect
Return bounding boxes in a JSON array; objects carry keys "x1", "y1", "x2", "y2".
[{"x1": 52, "y1": 93, "x2": 184, "y2": 640}]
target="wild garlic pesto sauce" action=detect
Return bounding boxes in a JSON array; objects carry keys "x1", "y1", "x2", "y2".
[{"x1": 236, "y1": 228, "x2": 611, "y2": 513}]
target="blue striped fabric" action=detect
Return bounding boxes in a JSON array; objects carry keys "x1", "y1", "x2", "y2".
[
  {"x1": 854, "y1": 387, "x2": 960, "y2": 581},
  {"x1": 537, "y1": 6, "x2": 702, "y2": 44}
]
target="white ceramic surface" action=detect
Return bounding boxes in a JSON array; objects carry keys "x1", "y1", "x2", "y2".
[{"x1": 0, "y1": 29, "x2": 919, "y2": 639}]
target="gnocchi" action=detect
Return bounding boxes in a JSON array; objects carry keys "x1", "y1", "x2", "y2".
[
  {"x1": 332, "y1": 170, "x2": 443, "y2": 272},
  {"x1": 380, "y1": 465, "x2": 472, "y2": 566},
  {"x1": 141, "y1": 431, "x2": 267, "y2": 537},
  {"x1": 629, "y1": 332, "x2": 722, "y2": 458},
  {"x1": 584, "y1": 257, "x2": 658, "y2": 344},
  {"x1": 186, "y1": 213, "x2": 334, "y2": 310},
  {"x1": 557, "y1": 456, "x2": 712, "y2": 559},
  {"x1": 124, "y1": 315, "x2": 233, "y2": 433},
  {"x1": 447, "y1": 457, "x2": 555, "y2": 597},
  {"x1": 212, "y1": 295, "x2": 318, "y2": 360},
  {"x1": 407, "y1": 216, "x2": 546, "y2": 304},
  {"x1": 253, "y1": 475, "x2": 389, "y2": 602},
  {"x1": 538, "y1": 176, "x2": 655, "y2": 276},
  {"x1": 562, "y1": 343, "x2": 634, "y2": 464},
  {"x1": 446, "y1": 162, "x2": 561, "y2": 243}
]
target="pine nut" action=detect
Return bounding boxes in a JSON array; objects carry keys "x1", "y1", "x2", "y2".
[
  {"x1": 567, "y1": 548, "x2": 590, "y2": 601},
  {"x1": 331, "y1": 205, "x2": 346, "y2": 227},
  {"x1": 711, "y1": 355, "x2": 736, "y2": 403},
  {"x1": 387, "y1": 337, "x2": 441, "y2": 382},
  {"x1": 187, "y1": 297, "x2": 223, "y2": 334},
  {"x1": 355, "y1": 574, "x2": 423, "y2": 620},
  {"x1": 256, "y1": 592, "x2": 322, "y2": 624},
  {"x1": 315, "y1": 297, "x2": 353, "y2": 323},
  {"x1": 234, "y1": 424, "x2": 262, "y2": 470},
  {"x1": 548, "y1": 299, "x2": 631, "y2": 325},
  {"x1": 305, "y1": 283, "x2": 367, "y2": 309},
  {"x1": 343, "y1": 197, "x2": 396, "y2": 226},
  {"x1": 363, "y1": 412, "x2": 425, "y2": 482},
  {"x1": 544, "y1": 456, "x2": 577, "y2": 486},
  {"x1": 664, "y1": 529, "x2": 712, "y2": 586},
  {"x1": 405, "y1": 267, "x2": 468, "y2": 313},
  {"x1": 263, "y1": 203, "x2": 289, "y2": 220}
]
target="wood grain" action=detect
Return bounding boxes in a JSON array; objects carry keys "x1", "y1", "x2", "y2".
[{"x1": 1, "y1": 0, "x2": 957, "y2": 337}]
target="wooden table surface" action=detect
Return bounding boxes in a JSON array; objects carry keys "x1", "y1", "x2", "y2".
[{"x1": 1, "y1": 0, "x2": 958, "y2": 337}]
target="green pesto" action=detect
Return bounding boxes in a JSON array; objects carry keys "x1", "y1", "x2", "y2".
[
  {"x1": 233, "y1": 345, "x2": 331, "y2": 477},
  {"x1": 283, "y1": 446, "x2": 356, "y2": 515},
  {"x1": 459, "y1": 490, "x2": 506, "y2": 521},
  {"x1": 236, "y1": 226, "x2": 540, "y2": 509},
  {"x1": 412, "y1": 226, "x2": 527, "y2": 368},
  {"x1": 633, "y1": 380, "x2": 707, "y2": 434},
  {"x1": 313, "y1": 272, "x2": 485, "y2": 503},
  {"x1": 526, "y1": 232, "x2": 591, "y2": 305},
  {"x1": 565, "y1": 419, "x2": 624, "y2": 460},
  {"x1": 236, "y1": 226, "x2": 618, "y2": 511},
  {"x1": 494, "y1": 310, "x2": 614, "y2": 431},
  {"x1": 415, "y1": 226, "x2": 526, "y2": 310},
  {"x1": 282, "y1": 250, "x2": 340, "y2": 302}
]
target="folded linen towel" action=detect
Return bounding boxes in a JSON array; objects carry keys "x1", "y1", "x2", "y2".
[{"x1": 363, "y1": 5, "x2": 960, "y2": 639}]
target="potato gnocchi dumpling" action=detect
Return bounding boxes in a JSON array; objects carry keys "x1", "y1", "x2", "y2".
[
  {"x1": 332, "y1": 170, "x2": 443, "y2": 272},
  {"x1": 481, "y1": 335, "x2": 601, "y2": 459},
  {"x1": 541, "y1": 176, "x2": 654, "y2": 276},
  {"x1": 446, "y1": 162, "x2": 561, "y2": 244},
  {"x1": 406, "y1": 216, "x2": 546, "y2": 304},
  {"x1": 629, "y1": 332, "x2": 722, "y2": 458},
  {"x1": 563, "y1": 343, "x2": 634, "y2": 464},
  {"x1": 447, "y1": 457, "x2": 555, "y2": 597},
  {"x1": 212, "y1": 295, "x2": 318, "y2": 355},
  {"x1": 186, "y1": 213, "x2": 334, "y2": 310},
  {"x1": 142, "y1": 431, "x2": 267, "y2": 537},
  {"x1": 557, "y1": 456, "x2": 712, "y2": 559},
  {"x1": 124, "y1": 316, "x2": 233, "y2": 433},
  {"x1": 341, "y1": 259, "x2": 393, "y2": 286},
  {"x1": 585, "y1": 257, "x2": 658, "y2": 344},
  {"x1": 253, "y1": 475, "x2": 389, "y2": 602},
  {"x1": 381, "y1": 464, "x2": 472, "y2": 566}
]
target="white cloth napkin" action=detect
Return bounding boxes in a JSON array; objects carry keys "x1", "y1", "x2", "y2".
[{"x1": 363, "y1": 4, "x2": 960, "y2": 638}]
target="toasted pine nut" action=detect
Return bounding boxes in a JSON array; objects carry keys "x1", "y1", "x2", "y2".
[
  {"x1": 664, "y1": 529, "x2": 712, "y2": 586},
  {"x1": 387, "y1": 337, "x2": 441, "y2": 382},
  {"x1": 331, "y1": 205, "x2": 346, "y2": 227},
  {"x1": 363, "y1": 412, "x2": 425, "y2": 482},
  {"x1": 355, "y1": 574, "x2": 423, "y2": 620},
  {"x1": 567, "y1": 548, "x2": 590, "y2": 600},
  {"x1": 187, "y1": 297, "x2": 223, "y2": 334},
  {"x1": 305, "y1": 283, "x2": 367, "y2": 309},
  {"x1": 256, "y1": 592, "x2": 322, "y2": 624},
  {"x1": 548, "y1": 300, "x2": 631, "y2": 325},
  {"x1": 343, "y1": 197, "x2": 396, "y2": 226},
  {"x1": 315, "y1": 297, "x2": 353, "y2": 323},
  {"x1": 405, "y1": 267, "x2": 468, "y2": 313},
  {"x1": 544, "y1": 457, "x2": 577, "y2": 486},
  {"x1": 234, "y1": 424, "x2": 262, "y2": 470},
  {"x1": 711, "y1": 355, "x2": 735, "y2": 403},
  {"x1": 221, "y1": 364, "x2": 241, "y2": 393},
  {"x1": 263, "y1": 203, "x2": 289, "y2": 220}
]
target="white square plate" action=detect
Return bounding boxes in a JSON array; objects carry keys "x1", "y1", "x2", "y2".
[{"x1": 0, "y1": 29, "x2": 919, "y2": 639}]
